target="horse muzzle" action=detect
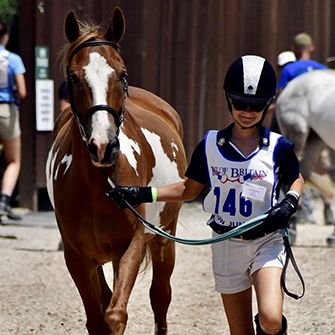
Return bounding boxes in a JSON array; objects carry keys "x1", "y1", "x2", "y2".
[{"x1": 87, "y1": 136, "x2": 120, "y2": 167}]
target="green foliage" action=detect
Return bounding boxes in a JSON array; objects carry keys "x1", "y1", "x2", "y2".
[{"x1": 0, "y1": 0, "x2": 19, "y2": 27}]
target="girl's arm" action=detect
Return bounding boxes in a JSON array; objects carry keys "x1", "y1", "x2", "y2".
[
  {"x1": 287, "y1": 173, "x2": 304, "y2": 199},
  {"x1": 157, "y1": 178, "x2": 205, "y2": 202},
  {"x1": 14, "y1": 73, "x2": 27, "y2": 99}
]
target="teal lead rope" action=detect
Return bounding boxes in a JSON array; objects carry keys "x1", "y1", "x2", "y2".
[
  {"x1": 123, "y1": 198, "x2": 267, "y2": 245},
  {"x1": 280, "y1": 228, "x2": 305, "y2": 299}
]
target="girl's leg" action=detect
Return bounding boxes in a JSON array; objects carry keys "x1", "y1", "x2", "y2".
[
  {"x1": 221, "y1": 287, "x2": 254, "y2": 335},
  {"x1": 252, "y1": 267, "x2": 284, "y2": 334}
]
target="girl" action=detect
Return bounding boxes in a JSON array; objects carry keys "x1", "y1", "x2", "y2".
[{"x1": 108, "y1": 55, "x2": 304, "y2": 335}]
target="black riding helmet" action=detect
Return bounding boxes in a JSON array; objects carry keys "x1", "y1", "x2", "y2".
[{"x1": 223, "y1": 55, "x2": 276, "y2": 125}]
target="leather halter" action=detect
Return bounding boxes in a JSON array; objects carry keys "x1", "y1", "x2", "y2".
[{"x1": 66, "y1": 39, "x2": 129, "y2": 142}]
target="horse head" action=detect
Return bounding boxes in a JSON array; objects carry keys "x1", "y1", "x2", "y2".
[{"x1": 64, "y1": 8, "x2": 128, "y2": 167}]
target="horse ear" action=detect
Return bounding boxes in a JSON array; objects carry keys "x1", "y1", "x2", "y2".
[
  {"x1": 65, "y1": 11, "x2": 80, "y2": 42},
  {"x1": 104, "y1": 7, "x2": 126, "y2": 44}
]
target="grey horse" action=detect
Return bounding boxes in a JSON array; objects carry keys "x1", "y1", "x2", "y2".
[{"x1": 276, "y1": 69, "x2": 335, "y2": 246}]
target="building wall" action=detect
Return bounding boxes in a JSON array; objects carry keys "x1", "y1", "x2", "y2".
[{"x1": 16, "y1": 0, "x2": 335, "y2": 209}]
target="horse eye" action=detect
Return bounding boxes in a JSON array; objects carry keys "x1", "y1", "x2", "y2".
[{"x1": 69, "y1": 72, "x2": 80, "y2": 85}]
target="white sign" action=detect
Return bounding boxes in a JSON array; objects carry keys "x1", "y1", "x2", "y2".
[{"x1": 36, "y1": 79, "x2": 54, "y2": 131}]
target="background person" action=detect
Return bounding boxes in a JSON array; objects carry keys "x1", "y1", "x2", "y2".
[
  {"x1": 58, "y1": 80, "x2": 70, "y2": 112},
  {"x1": 269, "y1": 51, "x2": 296, "y2": 133},
  {"x1": 0, "y1": 19, "x2": 26, "y2": 219},
  {"x1": 277, "y1": 50, "x2": 296, "y2": 69},
  {"x1": 108, "y1": 55, "x2": 304, "y2": 335},
  {"x1": 277, "y1": 32, "x2": 327, "y2": 92}
]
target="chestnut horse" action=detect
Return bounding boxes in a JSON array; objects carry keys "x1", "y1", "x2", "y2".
[{"x1": 46, "y1": 8, "x2": 187, "y2": 335}]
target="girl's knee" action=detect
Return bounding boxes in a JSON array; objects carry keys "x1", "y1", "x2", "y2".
[{"x1": 255, "y1": 314, "x2": 288, "y2": 335}]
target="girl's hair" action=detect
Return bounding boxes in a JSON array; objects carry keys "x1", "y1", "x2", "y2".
[{"x1": 0, "y1": 20, "x2": 8, "y2": 39}]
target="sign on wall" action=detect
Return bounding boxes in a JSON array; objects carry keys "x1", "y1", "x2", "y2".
[
  {"x1": 36, "y1": 79, "x2": 54, "y2": 131},
  {"x1": 35, "y1": 46, "x2": 49, "y2": 79},
  {"x1": 35, "y1": 45, "x2": 54, "y2": 131}
]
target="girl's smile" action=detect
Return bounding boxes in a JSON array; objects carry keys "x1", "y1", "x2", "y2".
[{"x1": 233, "y1": 109, "x2": 263, "y2": 127}]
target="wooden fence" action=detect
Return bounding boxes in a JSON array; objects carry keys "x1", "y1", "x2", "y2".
[{"x1": 16, "y1": 0, "x2": 335, "y2": 209}]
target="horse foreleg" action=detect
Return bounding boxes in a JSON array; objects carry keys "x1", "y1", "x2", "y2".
[
  {"x1": 97, "y1": 265, "x2": 113, "y2": 311},
  {"x1": 104, "y1": 224, "x2": 145, "y2": 335},
  {"x1": 63, "y1": 243, "x2": 110, "y2": 335},
  {"x1": 300, "y1": 130, "x2": 326, "y2": 179},
  {"x1": 149, "y1": 222, "x2": 176, "y2": 335}
]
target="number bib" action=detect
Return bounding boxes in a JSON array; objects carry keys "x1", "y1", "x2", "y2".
[{"x1": 203, "y1": 130, "x2": 281, "y2": 228}]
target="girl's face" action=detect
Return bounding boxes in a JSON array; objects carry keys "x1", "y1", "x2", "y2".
[{"x1": 232, "y1": 108, "x2": 264, "y2": 128}]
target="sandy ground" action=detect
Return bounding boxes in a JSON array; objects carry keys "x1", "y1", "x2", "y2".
[{"x1": 0, "y1": 199, "x2": 334, "y2": 335}]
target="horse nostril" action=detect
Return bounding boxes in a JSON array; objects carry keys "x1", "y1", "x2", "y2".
[
  {"x1": 106, "y1": 137, "x2": 120, "y2": 157},
  {"x1": 87, "y1": 141, "x2": 98, "y2": 158},
  {"x1": 87, "y1": 137, "x2": 119, "y2": 164}
]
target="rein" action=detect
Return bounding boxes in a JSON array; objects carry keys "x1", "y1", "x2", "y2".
[{"x1": 66, "y1": 39, "x2": 129, "y2": 142}]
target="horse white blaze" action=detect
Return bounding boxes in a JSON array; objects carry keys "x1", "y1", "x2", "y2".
[{"x1": 84, "y1": 52, "x2": 115, "y2": 149}]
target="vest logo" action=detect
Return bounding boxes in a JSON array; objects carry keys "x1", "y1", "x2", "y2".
[{"x1": 210, "y1": 166, "x2": 267, "y2": 184}]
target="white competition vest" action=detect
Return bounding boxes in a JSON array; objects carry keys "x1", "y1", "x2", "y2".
[{"x1": 203, "y1": 130, "x2": 281, "y2": 227}]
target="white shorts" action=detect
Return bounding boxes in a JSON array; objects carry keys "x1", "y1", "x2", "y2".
[{"x1": 211, "y1": 231, "x2": 286, "y2": 294}]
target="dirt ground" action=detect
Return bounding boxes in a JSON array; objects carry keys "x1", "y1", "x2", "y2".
[{"x1": 0, "y1": 198, "x2": 334, "y2": 335}]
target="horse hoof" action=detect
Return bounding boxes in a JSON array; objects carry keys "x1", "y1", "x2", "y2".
[
  {"x1": 326, "y1": 233, "x2": 335, "y2": 247},
  {"x1": 323, "y1": 204, "x2": 335, "y2": 225},
  {"x1": 58, "y1": 240, "x2": 64, "y2": 251}
]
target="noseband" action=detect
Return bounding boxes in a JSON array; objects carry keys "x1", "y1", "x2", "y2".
[{"x1": 66, "y1": 39, "x2": 129, "y2": 142}]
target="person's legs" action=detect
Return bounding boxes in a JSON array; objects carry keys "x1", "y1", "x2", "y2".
[
  {"x1": 252, "y1": 267, "x2": 284, "y2": 334},
  {"x1": 221, "y1": 288, "x2": 254, "y2": 335},
  {"x1": 1, "y1": 136, "x2": 21, "y2": 194},
  {"x1": 0, "y1": 136, "x2": 21, "y2": 216}
]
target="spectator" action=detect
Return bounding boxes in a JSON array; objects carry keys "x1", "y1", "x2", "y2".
[
  {"x1": 58, "y1": 80, "x2": 70, "y2": 112},
  {"x1": 269, "y1": 51, "x2": 297, "y2": 132},
  {"x1": 277, "y1": 32, "x2": 327, "y2": 92},
  {"x1": 277, "y1": 51, "x2": 296, "y2": 69},
  {"x1": 0, "y1": 19, "x2": 26, "y2": 220}
]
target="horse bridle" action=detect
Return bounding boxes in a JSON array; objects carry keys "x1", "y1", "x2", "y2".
[{"x1": 66, "y1": 39, "x2": 129, "y2": 142}]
